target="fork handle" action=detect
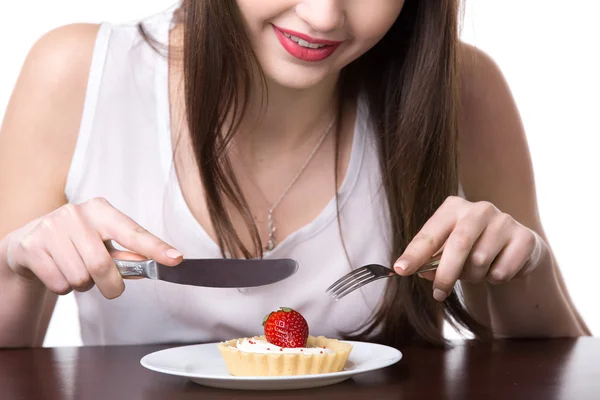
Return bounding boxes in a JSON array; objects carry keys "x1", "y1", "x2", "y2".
[{"x1": 415, "y1": 253, "x2": 442, "y2": 274}]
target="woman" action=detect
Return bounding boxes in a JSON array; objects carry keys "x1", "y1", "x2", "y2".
[{"x1": 0, "y1": 0, "x2": 589, "y2": 348}]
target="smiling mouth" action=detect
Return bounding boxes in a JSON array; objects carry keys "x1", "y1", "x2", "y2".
[
  {"x1": 272, "y1": 25, "x2": 343, "y2": 62},
  {"x1": 281, "y1": 32, "x2": 329, "y2": 49}
]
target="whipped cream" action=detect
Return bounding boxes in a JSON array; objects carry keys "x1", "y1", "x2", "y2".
[{"x1": 234, "y1": 338, "x2": 334, "y2": 355}]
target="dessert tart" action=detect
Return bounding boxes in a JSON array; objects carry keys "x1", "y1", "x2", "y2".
[{"x1": 217, "y1": 307, "x2": 352, "y2": 376}]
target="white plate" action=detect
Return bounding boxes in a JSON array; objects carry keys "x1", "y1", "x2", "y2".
[{"x1": 140, "y1": 340, "x2": 402, "y2": 391}]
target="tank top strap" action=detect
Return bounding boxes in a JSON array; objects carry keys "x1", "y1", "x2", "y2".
[{"x1": 65, "y1": 5, "x2": 178, "y2": 201}]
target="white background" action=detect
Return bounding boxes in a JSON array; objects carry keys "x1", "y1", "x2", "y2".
[{"x1": 0, "y1": 1, "x2": 598, "y2": 347}]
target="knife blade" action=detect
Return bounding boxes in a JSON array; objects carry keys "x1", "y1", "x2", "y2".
[{"x1": 113, "y1": 257, "x2": 298, "y2": 288}]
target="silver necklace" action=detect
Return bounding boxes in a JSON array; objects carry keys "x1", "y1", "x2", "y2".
[{"x1": 263, "y1": 117, "x2": 336, "y2": 251}]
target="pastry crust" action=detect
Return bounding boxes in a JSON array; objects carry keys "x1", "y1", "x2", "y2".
[{"x1": 217, "y1": 335, "x2": 353, "y2": 376}]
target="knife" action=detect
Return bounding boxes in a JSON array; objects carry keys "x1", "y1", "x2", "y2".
[{"x1": 114, "y1": 257, "x2": 298, "y2": 288}]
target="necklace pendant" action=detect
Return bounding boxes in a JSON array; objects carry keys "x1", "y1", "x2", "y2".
[
  {"x1": 266, "y1": 237, "x2": 275, "y2": 251},
  {"x1": 265, "y1": 210, "x2": 276, "y2": 251},
  {"x1": 267, "y1": 214, "x2": 275, "y2": 233}
]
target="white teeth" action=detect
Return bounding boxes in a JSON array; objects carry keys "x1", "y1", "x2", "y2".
[
  {"x1": 282, "y1": 32, "x2": 327, "y2": 49},
  {"x1": 298, "y1": 38, "x2": 310, "y2": 47}
]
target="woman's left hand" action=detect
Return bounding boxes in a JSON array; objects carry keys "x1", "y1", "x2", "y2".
[{"x1": 393, "y1": 196, "x2": 541, "y2": 302}]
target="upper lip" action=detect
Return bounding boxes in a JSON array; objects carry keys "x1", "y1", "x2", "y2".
[{"x1": 273, "y1": 25, "x2": 343, "y2": 46}]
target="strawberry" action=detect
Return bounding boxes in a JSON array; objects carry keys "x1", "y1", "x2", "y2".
[{"x1": 262, "y1": 307, "x2": 309, "y2": 348}]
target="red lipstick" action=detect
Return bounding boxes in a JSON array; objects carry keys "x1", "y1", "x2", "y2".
[{"x1": 272, "y1": 25, "x2": 342, "y2": 62}]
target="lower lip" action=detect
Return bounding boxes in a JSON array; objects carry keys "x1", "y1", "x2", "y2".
[{"x1": 273, "y1": 27, "x2": 340, "y2": 62}]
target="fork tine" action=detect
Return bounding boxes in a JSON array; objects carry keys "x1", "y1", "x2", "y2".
[
  {"x1": 325, "y1": 266, "x2": 371, "y2": 293},
  {"x1": 329, "y1": 271, "x2": 377, "y2": 299},
  {"x1": 326, "y1": 269, "x2": 372, "y2": 295},
  {"x1": 331, "y1": 275, "x2": 384, "y2": 301}
]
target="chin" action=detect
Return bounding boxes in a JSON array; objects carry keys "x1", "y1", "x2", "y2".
[
  {"x1": 266, "y1": 73, "x2": 329, "y2": 90},
  {"x1": 260, "y1": 61, "x2": 339, "y2": 91}
]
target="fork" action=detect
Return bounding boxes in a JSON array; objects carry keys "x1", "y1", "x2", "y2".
[{"x1": 326, "y1": 254, "x2": 442, "y2": 301}]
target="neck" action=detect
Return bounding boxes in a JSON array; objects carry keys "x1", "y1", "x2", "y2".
[{"x1": 234, "y1": 74, "x2": 340, "y2": 156}]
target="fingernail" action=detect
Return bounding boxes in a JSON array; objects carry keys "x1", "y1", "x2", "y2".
[
  {"x1": 433, "y1": 289, "x2": 448, "y2": 302},
  {"x1": 394, "y1": 259, "x2": 410, "y2": 272},
  {"x1": 166, "y1": 249, "x2": 183, "y2": 259}
]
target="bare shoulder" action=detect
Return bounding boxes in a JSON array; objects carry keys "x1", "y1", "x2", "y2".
[
  {"x1": 457, "y1": 42, "x2": 513, "y2": 116},
  {"x1": 2, "y1": 23, "x2": 101, "y2": 155},
  {"x1": 19, "y1": 23, "x2": 100, "y2": 99},
  {"x1": 456, "y1": 42, "x2": 541, "y2": 228},
  {"x1": 457, "y1": 42, "x2": 522, "y2": 157},
  {"x1": 0, "y1": 23, "x2": 100, "y2": 234}
]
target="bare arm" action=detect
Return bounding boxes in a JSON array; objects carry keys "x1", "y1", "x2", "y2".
[
  {"x1": 0, "y1": 24, "x2": 99, "y2": 347},
  {"x1": 457, "y1": 43, "x2": 589, "y2": 337}
]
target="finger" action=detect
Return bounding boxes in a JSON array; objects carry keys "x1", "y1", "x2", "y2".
[
  {"x1": 108, "y1": 248, "x2": 148, "y2": 261},
  {"x1": 81, "y1": 198, "x2": 183, "y2": 266},
  {"x1": 486, "y1": 230, "x2": 537, "y2": 285},
  {"x1": 59, "y1": 204, "x2": 124, "y2": 298},
  {"x1": 461, "y1": 214, "x2": 513, "y2": 284},
  {"x1": 432, "y1": 212, "x2": 488, "y2": 301},
  {"x1": 10, "y1": 217, "x2": 72, "y2": 293},
  {"x1": 514, "y1": 229, "x2": 539, "y2": 277},
  {"x1": 418, "y1": 271, "x2": 436, "y2": 281},
  {"x1": 103, "y1": 240, "x2": 148, "y2": 260},
  {"x1": 394, "y1": 199, "x2": 459, "y2": 274},
  {"x1": 26, "y1": 250, "x2": 71, "y2": 295},
  {"x1": 47, "y1": 232, "x2": 93, "y2": 293},
  {"x1": 30, "y1": 210, "x2": 92, "y2": 293}
]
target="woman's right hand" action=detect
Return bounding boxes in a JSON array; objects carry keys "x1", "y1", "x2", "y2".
[{"x1": 0, "y1": 197, "x2": 183, "y2": 299}]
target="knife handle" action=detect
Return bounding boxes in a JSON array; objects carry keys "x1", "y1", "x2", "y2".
[{"x1": 114, "y1": 258, "x2": 158, "y2": 280}]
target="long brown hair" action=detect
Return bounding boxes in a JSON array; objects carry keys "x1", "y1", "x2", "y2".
[{"x1": 143, "y1": 0, "x2": 490, "y2": 348}]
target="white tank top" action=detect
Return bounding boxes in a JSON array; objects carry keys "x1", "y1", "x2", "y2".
[{"x1": 66, "y1": 6, "x2": 395, "y2": 346}]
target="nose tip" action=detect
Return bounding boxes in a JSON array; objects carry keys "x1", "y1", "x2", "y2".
[{"x1": 296, "y1": 3, "x2": 346, "y2": 33}]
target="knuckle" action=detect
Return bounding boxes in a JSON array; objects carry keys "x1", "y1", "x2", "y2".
[
  {"x1": 86, "y1": 197, "x2": 110, "y2": 211},
  {"x1": 521, "y1": 230, "x2": 537, "y2": 249},
  {"x1": 444, "y1": 196, "x2": 463, "y2": 208},
  {"x1": 134, "y1": 225, "x2": 148, "y2": 234},
  {"x1": 70, "y1": 275, "x2": 92, "y2": 290},
  {"x1": 497, "y1": 213, "x2": 514, "y2": 228},
  {"x1": 50, "y1": 280, "x2": 72, "y2": 296},
  {"x1": 18, "y1": 233, "x2": 43, "y2": 254},
  {"x1": 59, "y1": 203, "x2": 80, "y2": 219},
  {"x1": 40, "y1": 218, "x2": 56, "y2": 231},
  {"x1": 488, "y1": 268, "x2": 510, "y2": 283},
  {"x1": 413, "y1": 233, "x2": 437, "y2": 251},
  {"x1": 470, "y1": 251, "x2": 492, "y2": 268},
  {"x1": 124, "y1": 230, "x2": 139, "y2": 247},
  {"x1": 449, "y1": 231, "x2": 474, "y2": 252},
  {"x1": 476, "y1": 201, "x2": 496, "y2": 217},
  {"x1": 87, "y1": 259, "x2": 112, "y2": 276},
  {"x1": 18, "y1": 236, "x2": 34, "y2": 252}
]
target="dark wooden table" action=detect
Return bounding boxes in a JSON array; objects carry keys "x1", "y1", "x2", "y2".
[{"x1": 1, "y1": 338, "x2": 599, "y2": 400}]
